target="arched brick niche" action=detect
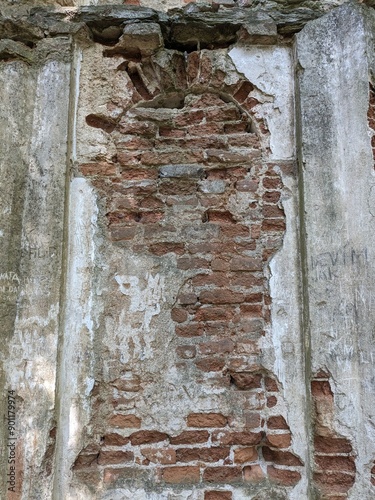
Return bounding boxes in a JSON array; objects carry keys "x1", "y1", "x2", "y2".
[{"x1": 75, "y1": 45, "x2": 302, "y2": 496}]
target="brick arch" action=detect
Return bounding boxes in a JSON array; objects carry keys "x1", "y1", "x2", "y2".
[{"x1": 76, "y1": 47, "x2": 302, "y2": 496}]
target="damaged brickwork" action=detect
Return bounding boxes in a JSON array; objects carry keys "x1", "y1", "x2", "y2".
[
  {"x1": 311, "y1": 371, "x2": 356, "y2": 498},
  {"x1": 74, "y1": 43, "x2": 302, "y2": 496}
]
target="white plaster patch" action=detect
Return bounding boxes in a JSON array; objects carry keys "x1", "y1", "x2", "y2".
[{"x1": 229, "y1": 46, "x2": 294, "y2": 160}]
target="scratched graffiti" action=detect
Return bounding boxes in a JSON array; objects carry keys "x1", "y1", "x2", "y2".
[{"x1": 311, "y1": 244, "x2": 368, "y2": 281}]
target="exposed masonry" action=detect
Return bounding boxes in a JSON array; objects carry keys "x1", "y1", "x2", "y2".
[
  {"x1": 368, "y1": 82, "x2": 375, "y2": 166},
  {"x1": 311, "y1": 371, "x2": 356, "y2": 498},
  {"x1": 73, "y1": 44, "x2": 303, "y2": 496}
]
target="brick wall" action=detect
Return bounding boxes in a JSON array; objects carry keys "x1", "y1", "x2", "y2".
[
  {"x1": 312, "y1": 371, "x2": 356, "y2": 498},
  {"x1": 74, "y1": 47, "x2": 303, "y2": 496}
]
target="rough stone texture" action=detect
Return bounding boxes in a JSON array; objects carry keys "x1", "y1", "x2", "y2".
[{"x1": 1, "y1": 1, "x2": 375, "y2": 499}]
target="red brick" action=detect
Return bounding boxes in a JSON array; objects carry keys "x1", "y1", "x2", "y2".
[
  {"x1": 205, "y1": 107, "x2": 241, "y2": 121},
  {"x1": 117, "y1": 151, "x2": 141, "y2": 166},
  {"x1": 142, "y1": 150, "x2": 203, "y2": 166},
  {"x1": 311, "y1": 380, "x2": 333, "y2": 398},
  {"x1": 212, "y1": 431, "x2": 262, "y2": 446},
  {"x1": 265, "y1": 377, "x2": 279, "y2": 392},
  {"x1": 73, "y1": 452, "x2": 99, "y2": 469},
  {"x1": 192, "y1": 273, "x2": 228, "y2": 287},
  {"x1": 313, "y1": 471, "x2": 355, "y2": 493},
  {"x1": 162, "y1": 466, "x2": 200, "y2": 483},
  {"x1": 175, "y1": 324, "x2": 203, "y2": 337},
  {"x1": 231, "y1": 273, "x2": 263, "y2": 287},
  {"x1": 194, "y1": 307, "x2": 235, "y2": 322},
  {"x1": 178, "y1": 292, "x2": 197, "y2": 305},
  {"x1": 239, "y1": 304, "x2": 263, "y2": 317},
  {"x1": 314, "y1": 436, "x2": 352, "y2": 454},
  {"x1": 80, "y1": 162, "x2": 117, "y2": 176},
  {"x1": 195, "y1": 358, "x2": 226, "y2": 372},
  {"x1": 267, "y1": 396, "x2": 278, "y2": 408},
  {"x1": 102, "y1": 433, "x2": 129, "y2": 446},
  {"x1": 315, "y1": 455, "x2": 355, "y2": 473},
  {"x1": 187, "y1": 123, "x2": 224, "y2": 136},
  {"x1": 262, "y1": 177, "x2": 283, "y2": 190},
  {"x1": 267, "y1": 466, "x2": 301, "y2": 486},
  {"x1": 177, "y1": 257, "x2": 211, "y2": 270},
  {"x1": 171, "y1": 308, "x2": 188, "y2": 323},
  {"x1": 159, "y1": 127, "x2": 186, "y2": 138},
  {"x1": 234, "y1": 447, "x2": 258, "y2": 463},
  {"x1": 233, "y1": 81, "x2": 254, "y2": 103},
  {"x1": 204, "y1": 491, "x2": 232, "y2": 500},
  {"x1": 262, "y1": 219, "x2": 286, "y2": 231},
  {"x1": 141, "y1": 448, "x2": 176, "y2": 464},
  {"x1": 243, "y1": 293, "x2": 263, "y2": 303},
  {"x1": 263, "y1": 191, "x2": 281, "y2": 203},
  {"x1": 187, "y1": 413, "x2": 228, "y2": 428},
  {"x1": 220, "y1": 224, "x2": 250, "y2": 238},
  {"x1": 243, "y1": 464, "x2": 265, "y2": 482},
  {"x1": 224, "y1": 122, "x2": 248, "y2": 133},
  {"x1": 176, "y1": 345, "x2": 196, "y2": 359},
  {"x1": 265, "y1": 433, "x2": 291, "y2": 449},
  {"x1": 176, "y1": 447, "x2": 230, "y2": 463},
  {"x1": 206, "y1": 150, "x2": 248, "y2": 164},
  {"x1": 203, "y1": 466, "x2": 242, "y2": 483},
  {"x1": 262, "y1": 448, "x2": 303, "y2": 466},
  {"x1": 200, "y1": 290, "x2": 243, "y2": 305},
  {"x1": 174, "y1": 110, "x2": 204, "y2": 126},
  {"x1": 98, "y1": 450, "x2": 134, "y2": 465},
  {"x1": 129, "y1": 430, "x2": 169, "y2": 445},
  {"x1": 170, "y1": 430, "x2": 209, "y2": 445},
  {"x1": 230, "y1": 372, "x2": 262, "y2": 390},
  {"x1": 267, "y1": 416, "x2": 289, "y2": 430},
  {"x1": 108, "y1": 414, "x2": 141, "y2": 428},
  {"x1": 263, "y1": 205, "x2": 284, "y2": 218},
  {"x1": 245, "y1": 412, "x2": 261, "y2": 429}
]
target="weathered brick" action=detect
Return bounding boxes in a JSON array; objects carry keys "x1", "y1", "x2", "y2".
[
  {"x1": 265, "y1": 432, "x2": 291, "y2": 448},
  {"x1": 230, "y1": 372, "x2": 262, "y2": 390},
  {"x1": 102, "y1": 433, "x2": 129, "y2": 446},
  {"x1": 262, "y1": 448, "x2": 303, "y2": 466},
  {"x1": 233, "y1": 447, "x2": 258, "y2": 463},
  {"x1": 108, "y1": 414, "x2": 141, "y2": 429},
  {"x1": 200, "y1": 290, "x2": 243, "y2": 304},
  {"x1": 171, "y1": 308, "x2": 188, "y2": 323},
  {"x1": 162, "y1": 466, "x2": 200, "y2": 483},
  {"x1": 198, "y1": 339, "x2": 235, "y2": 355},
  {"x1": 187, "y1": 413, "x2": 228, "y2": 428},
  {"x1": 176, "y1": 447, "x2": 230, "y2": 463},
  {"x1": 267, "y1": 416, "x2": 289, "y2": 430},
  {"x1": 203, "y1": 466, "x2": 242, "y2": 483},
  {"x1": 170, "y1": 430, "x2": 209, "y2": 445},
  {"x1": 267, "y1": 466, "x2": 301, "y2": 486},
  {"x1": 267, "y1": 396, "x2": 278, "y2": 408},
  {"x1": 80, "y1": 162, "x2": 117, "y2": 176},
  {"x1": 176, "y1": 345, "x2": 196, "y2": 359},
  {"x1": 129, "y1": 430, "x2": 169, "y2": 445},
  {"x1": 265, "y1": 377, "x2": 279, "y2": 392},
  {"x1": 243, "y1": 464, "x2": 265, "y2": 482},
  {"x1": 195, "y1": 307, "x2": 235, "y2": 322},
  {"x1": 311, "y1": 380, "x2": 334, "y2": 398},
  {"x1": 175, "y1": 324, "x2": 203, "y2": 337},
  {"x1": 212, "y1": 431, "x2": 262, "y2": 446},
  {"x1": 313, "y1": 471, "x2": 355, "y2": 493},
  {"x1": 204, "y1": 491, "x2": 232, "y2": 500},
  {"x1": 98, "y1": 450, "x2": 134, "y2": 465},
  {"x1": 314, "y1": 436, "x2": 352, "y2": 454},
  {"x1": 141, "y1": 448, "x2": 176, "y2": 464},
  {"x1": 315, "y1": 455, "x2": 355, "y2": 473},
  {"x1": 230, "y1": 258, "x2": 262, "y2": 272},
  {"x1": 195, "y1": 358, "x2": 226, "y2": 372}
]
